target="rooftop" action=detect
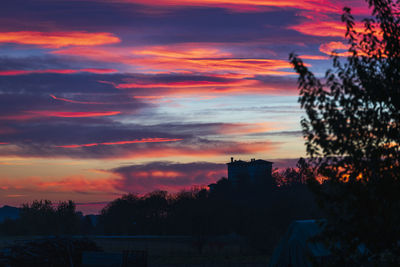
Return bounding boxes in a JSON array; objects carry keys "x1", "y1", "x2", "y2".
[{"x1": 227, "y1": 157, "x2": 273, "y2": 165}]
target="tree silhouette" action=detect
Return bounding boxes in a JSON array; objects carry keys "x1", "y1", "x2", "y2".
[
  {"x1": 272, "y1": 167, "x2": 305, "y2": 187},
  {"x1": 8, "y1": 200, "x2": 83, "y2": 235},
  {"x1": 100, "y1": 193, "x2": 141, "y2": 234},
  {"x1": 290, "y1": 0, "x2": 400, "y2": 265}
]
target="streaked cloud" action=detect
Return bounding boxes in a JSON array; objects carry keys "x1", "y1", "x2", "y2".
[
  {"x1": 56, "y1": 137, "x2": 183, "y2": 148},
  {"x1": 0, "y1": 31, "x2": 120, "y2": 48},
  {"x1": 54, "y1": 45, "x2": 296, "y2": 76},
  {"x1": 290, "y1": 19, "x2": 366, "y2": 38},
  {"x1": 0, "y1": 111, "x2": 121, "y2": 120},
  {"x1": 298, "y1": 55, "x2": 329, "y2": 60},
  {"x1": 0, "y1": 137, "x2": 278, "y2": 160},
  {"x1": 0, "y1": 68, "x2": 117, "y2": 76},
  {"x1": 90, "y1": 0, "x2": 341, "y2": 13},
  {"x1": 0, "y1": 175, "x2": 119, "y2": 194},
  {"x1": 49, "y1": 94, "x2": 107, "y2": 105}
]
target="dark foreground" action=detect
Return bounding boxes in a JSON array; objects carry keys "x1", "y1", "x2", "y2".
[{"x1": 0, "y1": 236, "x2": 270, "y2": 267}]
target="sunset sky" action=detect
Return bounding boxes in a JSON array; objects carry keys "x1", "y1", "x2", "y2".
[{"x1": 0, "y1": 0, "x2": 370, "y2": 213}]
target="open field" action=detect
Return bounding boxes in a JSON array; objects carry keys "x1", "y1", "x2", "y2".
[
  {"x1": 0, "y1": 235, "x2": 271, "y2": 266},
  {"x1": 91, "y1": 236, "x2": 270, "y2": 266}
]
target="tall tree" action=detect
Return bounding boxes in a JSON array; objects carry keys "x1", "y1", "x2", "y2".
[{"x1": 290, "y1": 0, "x2": 400, "y2": 265}]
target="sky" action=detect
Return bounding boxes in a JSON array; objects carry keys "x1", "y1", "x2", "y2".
[{"x1": 0, "y1": 0, "x2": 370, "y2": 214}]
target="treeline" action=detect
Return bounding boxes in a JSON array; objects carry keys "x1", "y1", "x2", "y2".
[
  {"x1": 0, "y1": 168, "x2": 320, "y2": 252},
  {"x1": 0, "y1": 200, "x2": 93, "y2": 236}
]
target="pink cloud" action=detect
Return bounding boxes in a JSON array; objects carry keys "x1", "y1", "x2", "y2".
[
  {"x1": 0, "y1": 68, "x2": 117, "y2": 76},
  {"x1": 49, "y1": 94, "x2": 106, "y2": 105},
  {"x1": 27, "y1": 111, "x2": 121, "y2": 118},
  {"x1": 111, "y1": 161, "x2": 227, "y2": 193},
  {"x1": 56, "y1": 138, "x2": 183, "y2": 148},
  {"x1": 92, "y1": 0, "x2": 341, "y2": 13},
  {"x1": 0, "y1": 111, "x2": 121, "y2": 121}
]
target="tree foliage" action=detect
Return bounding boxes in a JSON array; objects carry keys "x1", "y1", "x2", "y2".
[
  {"x1": 290, "y1": 0, "x2": 400, "y2": 265},
  {"x1": 272, "y1": 166, "x2": 305, "y2": 187}
]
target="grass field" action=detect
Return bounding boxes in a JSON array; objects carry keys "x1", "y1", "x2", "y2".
[
  {"x1": 89, "y1": 235, "x2": 270, "y2": 266},
  {"x1": 0, "y1": 235, "x2": 271, "y2": 266}
]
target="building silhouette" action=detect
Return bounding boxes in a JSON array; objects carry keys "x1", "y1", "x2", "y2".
[{"x1": 227, "y1": 157, "x2": 273, "y2": 186}]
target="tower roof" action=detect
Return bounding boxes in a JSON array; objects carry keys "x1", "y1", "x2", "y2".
[{"x1": 227, "y1": 158, "x2": 273, "y2": 165}]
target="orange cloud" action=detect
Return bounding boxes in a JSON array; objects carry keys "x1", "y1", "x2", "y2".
[
  {"x1": 56, "y1": 138, "x2": 183, "y2": 148},
  {"x1": 0, "y1": 68, "x2": 117, "y2": 76},
  {"x1": 218, "y1": 122, "x2": 279, "y2": 135},
  {"x1": 298, "y1": 55, "x2": 329, "y2": 60},
  {"x1": 0, "y1": 31, "x2": 120, "y2": 48},
  {"x1": 0, "y1": 176, "x2": 119, "y2": 193},
  {"x1": 51, "y1": 44, "x2": 300, "y2": 96},
  {"x1": 53, "y1": 45, "x2": 295, "y2": 76},
  {"x1": 290, "y1": 20, "x2": 365, "y2": 37},
  {"x1": 133, "y1": 46, "x2": 230, "y2": 58},
  {"x1": 319, "y1": 41, "x2": 351, "y2": 56},
  {"x1": 131, "y1": 47, "x2": 295, "y2": 75}
]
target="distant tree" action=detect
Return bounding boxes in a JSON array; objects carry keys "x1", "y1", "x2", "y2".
[
  {"x1": 100, "y1": 193, "x2": 141, "y2": 234},
  {"x1": 19, "y1": 200, "x2": 56, "y2": 235},
  {"x1": 12, "y1": 200, "x2": 81, "y2": 235},
  {"x1": 55, "y1": 200, "x2": 81, "y2": 234},
  {"x1": 290, "y1": 0, "x2": 400, "y2": 265},
  {"x1": 141, "y1": 190, "x2": 169, "y2": 234}
]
